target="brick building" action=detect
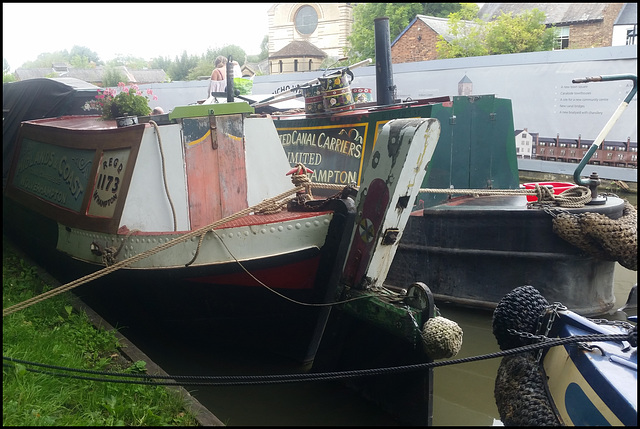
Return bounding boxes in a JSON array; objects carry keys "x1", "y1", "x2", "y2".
[
  {"x1": 392, "y1": 3, "x2": 630, "y2": 64},
  {"x1": 478, "y1": 3, "x2": 626, "y2": 50},
  {"x1": 391, "y1": 15, "x2": 478, "y2": 63}
]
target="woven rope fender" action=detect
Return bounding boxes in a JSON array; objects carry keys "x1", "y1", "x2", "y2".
[
  {"x1": 421, "y1": 316, "x2": 463, "y2": 359},
  {"x1": 551, "y1": 211, "x2": 613, "y2": 260},
  {"x1": 579, "y1": 201, "x2": 637, "y2": 271},
  {"x1": 492, "y1": 285, "x2": 549, "y2": 351},
  {"x1": 492, "y1": 286, "x2": 561, "y2": 426},
  {"x1": 494, "y1": 353, "x2": 562, "y2": 426},
  {"x1": 551, "y1": 201, "x2": 637, "y2": 270}
]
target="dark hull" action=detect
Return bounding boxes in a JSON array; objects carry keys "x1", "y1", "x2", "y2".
[
  {"x1": 272, "y1": 95, "x2": 624, "y2": 316},
  {"x1": 3, "y1": 193, "x2": 357, "y2": 364},
  {"x1": 385, "y1": 195, "x2": 624, "y2": 316}
]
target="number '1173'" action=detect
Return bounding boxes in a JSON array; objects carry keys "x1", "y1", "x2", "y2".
[{"x1": 96, "y1": 174, "x2": 120, "y2": 193}]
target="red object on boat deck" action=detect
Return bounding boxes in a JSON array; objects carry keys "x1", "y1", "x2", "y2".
[{"x1": 523, "y1": 182, "x2": 577, "y2": 202}]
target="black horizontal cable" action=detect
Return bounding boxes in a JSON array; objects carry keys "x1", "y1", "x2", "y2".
[{"x1": 3, "y1": 333, "x2": 630, "y2": 386}]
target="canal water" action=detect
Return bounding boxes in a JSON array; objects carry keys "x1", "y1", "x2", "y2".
[{"x1": 76, "y1": 261, "x2": 636, "y2": 426}]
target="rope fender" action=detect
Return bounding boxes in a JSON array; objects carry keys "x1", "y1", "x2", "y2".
[
  {"x1": 492, "y1": 285, "x2": 562, "y2": 426},
  {"x1": 550, "y1": 201, "x2": 637, "y2": 270}
]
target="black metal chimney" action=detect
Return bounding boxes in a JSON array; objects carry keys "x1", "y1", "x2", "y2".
[
  {"x1": 374, "y1": 17, "x2": 395, "y2": 106},
  {"x1": 226, "y1": 55, "x2": 235, "y2": 102}
]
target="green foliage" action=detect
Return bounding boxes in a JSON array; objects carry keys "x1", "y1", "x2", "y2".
[
  {"x1": 101, "y1": 67, "x2": 126, "y2": 87},
  {"x1": 233, "y1": 78, "x2": 253, "y2": 95},
  {"x1": 69, "y1": 55, "x2": 91, "y2": 69},
  {"x1": 3, "y1": 58, "x2": 16, "y2": 83},
  {"x1": 167, "y1": 51, "x2": 200, "y2": 81},
  {"x1": 12, "y1": 37, "x2": 265, "y2": 82},
  {"x1": 69, "y1": 46, "x2": 101, "y2": 65},
  {"x1": 436, "y1": 14, "x2": 488, "y2": 58},
  {"x1": 422, "y1": 2, "x2": 463, "y2": 17},
  {"x1": 2, "y1": 236, "x2": 198, "y2": 426},
  {"x1": 22, "y1": 50, "x2": 70, "y2": 69},
  {"x1": 149, "y1": 56, "x2": 173, "y2": 72},
  {"x1": 187, "y1": 61, "x2": 216, "y2": 81},
  {"x1": 437, "y1": 7, "x2": 553, "y2": 58},
  {"x1": 456, "y1": 3, "x2": 480, "y2": 20},
  {"x1": 20, "y1": 45, "x2": 100, "y2": 70},
  {"x1": 106, "y1": 55, "x2": 149, "y2": 70},
  {"x1": 218, "y1": 45, "x2": 247, "y2": 65},
  {"x1": 485, "y1": 10, "x2": 555, "y2": 54},
  {"x1": 97, "y1": 82, "x2": 156, "y2": 119},
  {"x1": 348, "y1": 3, "x2": 424, "y2": 62}
]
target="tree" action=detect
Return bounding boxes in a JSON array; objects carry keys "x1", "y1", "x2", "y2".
[
  {"x1": 437, "y1": 8, "x2": 554, "y2": 58},
  {"x1": 70, "y1": 54, "x2": 91, "y2": 68},
  {"x1": 102, "y1": 67, "x2": 126, "y2": 87},
  {"x1": 348, "y1": 3, "x2": 472, "y2": 63},
  {"x1": 347, "y1": 3, "x2": 424, "y2": 62},
  {"x1": 150, "y1": 56, "x2": 173, "y2": 72},
  {"x1": 485, "y1": 10, "x2": 555, "y2": 54},
  {"x1": 69, "y1": 46, "x2": 101, "y2": 65},
  {"x1": 3, "y1": 58, "x2": 16, "y2": 83},
  {"x1": 167, "y1": 51, "x2": 199, "y2": 81},
  {"x1": 21, "y1": 50, "x2": 70, "y2": 69},
  {"x1": 218, "y1": 45, "x2": 247, "y2": 66},
  {"x1": 106, "y1": 55, "x2": 149, "y2": 70},
  {"x1": 436, "y1": 12, "x2": 488, "y2": 58},
  {"x1": 421, "y1": 2, "x2": 463, "y2": 17}
]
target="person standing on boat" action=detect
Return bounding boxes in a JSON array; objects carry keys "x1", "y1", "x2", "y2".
[{"x1": 208, "y1": 56, "x2": 227, "y2": 96}]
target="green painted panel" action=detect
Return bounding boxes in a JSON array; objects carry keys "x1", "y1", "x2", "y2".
[
  {"x1": 169, "y1": 102, "x2": 254, "y2": 120},
  {"x1": 13, "y1": 138, "x2": 95, "y2": 212}
]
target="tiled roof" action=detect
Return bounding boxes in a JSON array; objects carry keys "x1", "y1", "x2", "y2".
[
  {"x1": 614, "y1": 3, "x2": 637, "y2": 26},
  {"x1": 270, "y1": 40, "x2": 327, "y2": 59},
  {"x1": 478, "y1": 3, "x2": 610, "y2": 25},
  {"x1": 393, "y1": 15, "x2": 480, "y2": 45}
]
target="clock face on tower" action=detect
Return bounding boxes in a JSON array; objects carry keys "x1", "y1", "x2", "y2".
[{"x1": 295, "y1": 5, "x2": 318, "y2": 35}]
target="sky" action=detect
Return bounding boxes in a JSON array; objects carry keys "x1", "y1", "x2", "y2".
[{"x1": 3, "y1": 2, "x2": 273, "y2": 72}]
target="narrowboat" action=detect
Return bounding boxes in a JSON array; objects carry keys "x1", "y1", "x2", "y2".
[
  {"x1": 2, "y1": 85, "x2": 446, "y2": 368},
  {"x1": 251, "y1": 17, "x2": 636, "y2": 316},
  {"x1": 493, "y1": 285, "x2": 637, "y2": 426}
]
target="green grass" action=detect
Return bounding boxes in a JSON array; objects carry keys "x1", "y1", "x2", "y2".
[{"x1": 2, "y1": 236, "x2": 199, "y2": 426}]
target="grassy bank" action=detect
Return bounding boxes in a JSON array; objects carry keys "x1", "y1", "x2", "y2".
[{"x1": 2, "y1": 236, "x2": 199, "y2": 426}]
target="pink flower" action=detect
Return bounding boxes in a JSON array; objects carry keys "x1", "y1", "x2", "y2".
[
  {"x1": 96, "y1": 94, "x2": 105, "y2": 99},
  {"x1": 136, "y1": 90, "x2": 142, "y2": 96},
  {"x1": 146, "y1": 89, "x2": 153, "y2": 95},
  {"x1": 153, "y1": 95, "x2": 158, "y2": 100}
]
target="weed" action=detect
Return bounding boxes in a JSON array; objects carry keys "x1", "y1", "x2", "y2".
[{"x1": 2, "y1": 236, "x2": 198, "y2": 426}]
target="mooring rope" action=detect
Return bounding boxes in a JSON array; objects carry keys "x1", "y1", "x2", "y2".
[
  {"x1": 0, "y1": 179, "x2": 602, "y2": 317},
  {"x1": 2, "y1": 332, "x2": 631, "y2": 386},
  {"x1": 2, "y1": 186, "x2": 304, "y2": 317},
  {"x1": 311, "y1": 183, "x2": 592, "y2": 207}
]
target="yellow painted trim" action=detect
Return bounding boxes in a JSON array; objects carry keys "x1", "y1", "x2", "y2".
[{"x1": 188, "y1": 130, "x2": 211, "y2": 147}]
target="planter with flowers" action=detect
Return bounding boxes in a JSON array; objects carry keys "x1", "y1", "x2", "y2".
[{"x1": 96, "y1": 82, "x2": 158, "y2": 127}]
